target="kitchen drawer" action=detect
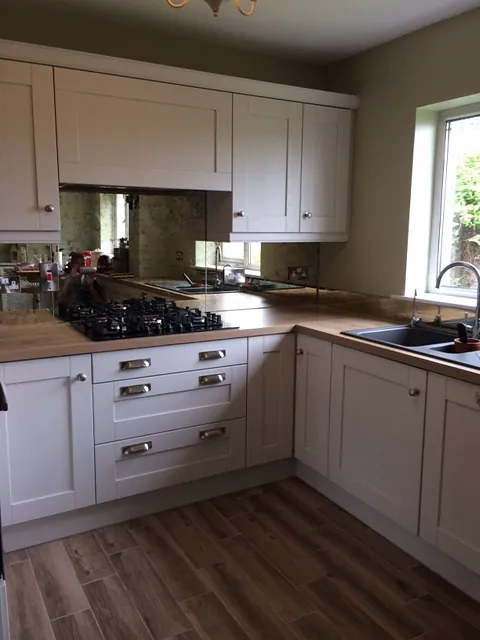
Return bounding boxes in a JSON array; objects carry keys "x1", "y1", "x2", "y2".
[
  {"x1": 92, "y1": 338, "x2": 247, "y2": 383},
  {"x1": 95, "y1": 418, "x2": 246, "y2": 503},
  {"x1": 93, "y1": 365, "x2": 247, "y2": 443}
]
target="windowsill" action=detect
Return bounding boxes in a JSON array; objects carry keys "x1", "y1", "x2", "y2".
[
  {"x1": 394, "y1": 292, "x2": 476, "y2": 312},
  {"x1": 195, "y1": 265, "x2": 261, "y2": 277}
]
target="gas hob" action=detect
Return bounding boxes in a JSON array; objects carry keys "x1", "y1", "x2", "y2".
[{"x1": 66, "y1": 298, "x2": 237, "y2": 341}]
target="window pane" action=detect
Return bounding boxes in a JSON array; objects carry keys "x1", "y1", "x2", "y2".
[
  {"x1": 249, "y1": 242, "x2": 262, "y2": 269},
  {"x1": 222, "y1": 242, "x2": 244, "y2": 261},
  {"x1": 439, "y1": 115, "x2": 480, "y2": 290}
]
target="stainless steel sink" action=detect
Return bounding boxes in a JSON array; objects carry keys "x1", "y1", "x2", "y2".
[{"x1": 343, "y1": 325, "x2": 454, "y2": 348}]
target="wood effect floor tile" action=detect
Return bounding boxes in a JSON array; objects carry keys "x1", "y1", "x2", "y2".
[
  {"x1": 233, "y1": 511, "x2": 326, "y2": 585},
  {"x1": 132, "y1": 519, "x2": 206, "y2": 601},
  {"x1": 51, "y1": 609, "x2": 103, "y2": 640},
  {"x1": 407, "y1": 595, "x2": 480, "y2": 640},
  {"x1": 94, "y1": 523, "x2": 136, "y2": 555},
  {"x1": 247, "y1": 493, "x2": 330, "y2": 552},
  {"x1": 174, "y1": 632, "x2": 202, "y2": 640},
  {"x1": 315, "y1": 546, "x2": 427, "y2": 639},
  {"x1": 4, "y1": 548, "x2": 27, "y2": 567},
  {"x1": 156, "y1": 509, "x2": 224, "y2": 569},
  {"x1": 183, "y1": 500, "x2": 239, "y2": 540},
  {"x1": 264, "y1": 481, "x2": 332, "y2": 529},
  {"x1": 291, "y1": 612, "x2": 345, "y2": 640},
  {"x1": 282, "y1": 478, "x2": 418, "y2": 571},
  {"x1": 319, "y1": 524, "x2": 425, "y2": 603},
  {"x1": 209, "y1": 487, "x2": 262, "y2": 519},
  {"x1": 63, "y1": 532, "x2": 115, "y2": 584},
  {"x1": 199, "y1": 560, "x2": 299, "y2": 640},
  {"x1": 7, "y1": 560, "x2": 54, "y2": 640},
  {"x1": 409, "y1": 564, "x2": 480, "y2": 630},
  {"x1": 221, "y1": 535, "x2": 314, "y2": 623},
  {"x1": 301, "y1": 578, "x2": 392, "y2": 639},
  {"x1": 28, "y1": 541, "x2": 89, "y2": 620},
  {"x1": 111, "y1": 546, "x2": 191, "y2": 640},
  {"x1": 181, "y1": 591, "x2": 249, "y2": 640},
  {"x1": 84, "y1": 575, "x2": 152, "y2": 640}
]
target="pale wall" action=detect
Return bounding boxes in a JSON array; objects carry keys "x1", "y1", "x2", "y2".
[
  {"x1": 320, "y1": 8, "x2": 480, "y2": 297},
  {"x1": 0, "y1": 3, "x2": 325, "y2": 89}
]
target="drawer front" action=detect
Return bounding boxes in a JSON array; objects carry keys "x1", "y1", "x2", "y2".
[
  {"x1": 92, "y1": 338, "x2": 247, "y2": 383},
  {"x1": 95, "y1": 417, "x2": 246, "y2": 503},
  {"x1": 93, "y1": 365, "x2": 247, "y2": 443}
]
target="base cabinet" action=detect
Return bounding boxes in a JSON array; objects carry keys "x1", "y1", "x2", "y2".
[
  {"x1": 421, "y1": 374, "x2": 480, "y2": 573},
  {"x1": 294, "y1": 335, "x2": 332, "y2": 476},
  {"x1": 246, "y1": 335, "x2": 295, "y2": 466},
  {"x1": 0, "y1": 356, "x2": 95, "y2": 525},
  {"x1": 329, "y1": 346, "x2": 426, "y2": 534}
]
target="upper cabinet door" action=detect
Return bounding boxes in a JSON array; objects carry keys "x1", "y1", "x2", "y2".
[
  {"x1": 0, "y1": 61, "x2": 60, "y2": 235},
  {"x1": 300, "y1": 105, "x2": 353, "y2": 237},
  {"x1": 232, "y1": 95, "x2": 302, "y2": 233},
  {"x1": 421, "y1": 374, "x2": 480, "y2": 575},
  {"x1": 55, "y1": 69, "x2": 232, "y2": 191}
]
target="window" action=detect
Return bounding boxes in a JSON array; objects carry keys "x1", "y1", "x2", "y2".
[
  {"x1": 100, "y1": 194, "x2": 129, "y2": 257},
  {"x1": 196, "y1": 242, "x2": 261, "y2": 272},
  {"x1": 429, "y1": 106, "x2": 480, "y2": 296}
]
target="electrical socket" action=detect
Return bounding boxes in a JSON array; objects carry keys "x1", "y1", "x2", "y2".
[
  {"x1": 176, "y1": 251, "x2": 184, "y2": 261},
  {"x1": 288, "y1": 266, "x2": 308, "y2": 281}
]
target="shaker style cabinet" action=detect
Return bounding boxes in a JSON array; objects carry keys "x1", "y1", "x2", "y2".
[
  {"x1": 421, "y1": 374, "x2": 480, "y2": 575},
  {"x1": 0, "y1": 356, "x2": 95, "y2": 525},
  {"x1": 300, "y1": 105, "x2": 353, "y2": 238},
  {"x1": 246, "y1": 334, "x2": 295, "y2": 466},
  {"x1": 294, "y1": 335, "x2": 332, "y2": 476},
  {"x1": 54, "y1": 68, "x2": 233, "y2": 191},
  {"x1": 329, "y1": 346, "x2": 426, "y2": 534},
  {"x1": 0, "y1": 60, "x2": 60, "y2": 240},
  {"x1": 230, "y1": 95, "x2": 303, "y2": 234}
]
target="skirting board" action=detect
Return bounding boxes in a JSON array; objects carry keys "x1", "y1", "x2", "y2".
[
  {"x1": 296, "y1": 461, "x2": 480, "y2": 604},
  {"x1": 2, "y1": 459, "x2": 294, "y2": 552}
]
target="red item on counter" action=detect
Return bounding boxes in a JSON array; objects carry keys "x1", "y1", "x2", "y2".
[{"x1": 82, "y1": 251, "x2": 92, "y2": 267}]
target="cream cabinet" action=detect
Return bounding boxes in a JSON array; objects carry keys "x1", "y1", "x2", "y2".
[
  {"x1": 0, "y1": 60, "x2": 60, "y2": 241},
  {"x1": 421, "y1": 374, "x2": 480, "y2": 574},
  {"x1": 246, "y1": 334, "x2": 295, "y2": 466},
  {"x1": 329, "y1": 346, "x2": 426, "y2": 534},
  {"x1": 294, "y1": 335, "x2": 332, "y2": 476},
  {"x1": 0, "y1": 356, "x2": 95, "y2": 525},
  {"x1": 300, "y1": 105, "x2": 352, "y2": 238},
  {"x1": 54, "y1": 68, "x2": 232, "y2": 191}
]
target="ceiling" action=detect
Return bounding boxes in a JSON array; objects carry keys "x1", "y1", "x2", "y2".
[{"x1": 9, "y1": 0, "x2": 480, "y2": 63}]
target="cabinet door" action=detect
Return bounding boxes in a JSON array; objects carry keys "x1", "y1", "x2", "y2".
[
  {"x1": 55, "y1": 68, "x2": 232, "y2": 191},
  {"x1": 232, "y1": 95, "x2": 302, "y2": 234},
  {"x1": 0, "y1": 356, "x2": 95, "y2": 525},
  {"x1": 294, "y1": 335, "x2": 332, "y2": 476},
  {"x1": 329, "y1": 346, "x2": 426, "y2": 533},
  {"x1": 421, "y1": 374, "x2": 480, "y2": 574},
  {"x1": 247, "y1": 335, "x2": 295, "y2": 466},
  {"x1": 300, "y1": 105, "x2": 352, "y2": 236},
  {"x1": 0, "y1": 60, "x2": 60, "y2": 235}
]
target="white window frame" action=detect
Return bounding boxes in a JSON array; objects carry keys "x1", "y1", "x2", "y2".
[
  {"x1": 221, "y1": 242, "x2": 261, "y2": 272},
  {"x1": 428, "y1": 102, "x2": 480, "y2": 300}
]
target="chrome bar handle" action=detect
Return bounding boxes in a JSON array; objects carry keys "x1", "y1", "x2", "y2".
[
  {"x1": 199, "y1": 427, "x2": 226, "y2": 441},
  {"x1": 199, "y1": 374, "x2": 226, "y2": 386},
  {"x1": 120, "y1": 358, "x2": 151, "y2": 371},
  {"x1": 199, "y1": 350, "x2": 226, "y2": 361},
  {"x1": 122, "y1": 442, "x2": 152, "y2": 456},
  {"x1": 120, "y1": 384, "x2": 151, "y2": 397}
]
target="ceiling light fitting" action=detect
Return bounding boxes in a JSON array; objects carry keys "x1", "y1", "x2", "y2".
[{"x1": 166, "y1": 0, "x2": 257, "y2": 18}]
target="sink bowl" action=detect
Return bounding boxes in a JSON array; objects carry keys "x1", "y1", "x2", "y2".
[{"x1": 343, "y1": 325, "x2": 454, "y2": 348}]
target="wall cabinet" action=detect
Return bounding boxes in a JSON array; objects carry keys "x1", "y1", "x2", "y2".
[
  {"x1": 0, "y1": 60, "x2": 60, "y2": 241},
  {"x1": 246, "y1": 334, "x2": 295, "y2": 466},
  {"x1": 329, "y1": 346, "x2": 426, "y2": 534},
  {"x1": 421, "y1": 374, "x2": 480, "y2": 574},
  {"x1": 300, "y1": 105, "x2": 352, "y2": 237},
  {"x1": 0, "y1": 356, "x2": 95, "y2": 525},
  {"x1": 294, "y1": 335, "x2": 332, "y2": 476},
  {"x1": 207, "y1": 99, "x2": 353, "y2": 243},
  {"x1": 55, "y1": 68, "x2": 232, "y2": 191}
]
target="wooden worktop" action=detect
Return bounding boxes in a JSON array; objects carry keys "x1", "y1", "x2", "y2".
[{"x1": 0, "y1": 289, "x2": 479, "y2": 385}]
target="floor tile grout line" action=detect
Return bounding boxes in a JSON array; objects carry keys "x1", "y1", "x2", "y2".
[{"x1": 49, "y1": 608, "x2": 91, "y2": 623}]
